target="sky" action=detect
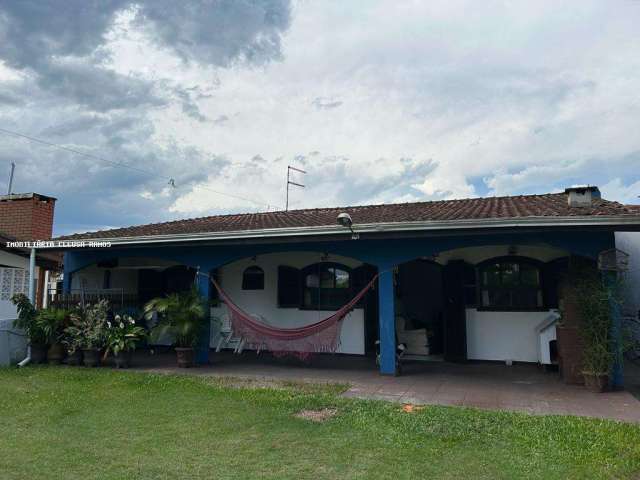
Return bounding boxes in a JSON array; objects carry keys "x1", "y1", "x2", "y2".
[{"x1": 0, "y1": 0, "x2": 639, "y2": 236}]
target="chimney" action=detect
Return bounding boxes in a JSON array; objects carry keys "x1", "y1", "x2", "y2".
[
  {"x1": 0, "y1": 193, "x2": 57, "y2": 240},
  {"x1": 564, "y1": 186, "x2": 600, "y2": 208}
]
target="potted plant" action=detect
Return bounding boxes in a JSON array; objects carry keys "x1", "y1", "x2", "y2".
[
  {"x1": 103, "y1": 314, "x2": 146, "y2": 368},
  {"x1": 66, "y1": 300, "x2": 110, "y2": 367},
  {"x1": 10, "y1": 293, "x2": 48, "y2": 363},
  {"x1": 144, "y1": 287, "x2": 206, "y2": 368},
  {"x1": 37, "y1": 308, "x2": 69, "y2": 364},
  {"x1": 575, "y1": 274, "x2": 618, "y2": 392},
  {"x1": 62, "y1": 309, "x2": 84, "y2": 366}
]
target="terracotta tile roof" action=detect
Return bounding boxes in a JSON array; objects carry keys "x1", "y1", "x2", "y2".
[{"x1": 58, "y1": 193, "x2": 640, "y2": 241}]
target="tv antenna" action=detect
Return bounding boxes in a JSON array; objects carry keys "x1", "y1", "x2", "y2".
[
  {"x1": 285, "y1": 165, "x2": 306, "y2": 211},
  {"x1": 6, "y1": 161, "x2": 15, "y2": 195}
]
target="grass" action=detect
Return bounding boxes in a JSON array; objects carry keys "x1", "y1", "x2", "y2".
[{"x1": 1, "y1": 367, "x2": 640, "y2": 479}]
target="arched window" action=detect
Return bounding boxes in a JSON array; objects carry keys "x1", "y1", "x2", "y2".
[
  {"x1": 301, "y1": 262, "x2": 351, "y2": 310},
  {"x1": 478, "y1": 257, "x2": 543, "y2": 310},
  {"x1": 242, "y1": 266, "x2": 264, "y2": 290}
]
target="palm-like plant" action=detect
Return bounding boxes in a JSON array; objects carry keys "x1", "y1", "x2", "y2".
[
  {"x1": 144, "y1": 287, "x2": 206, "y2": 348},
  {"x1": 36, "y1": 308, "x2": 69, "y2": 345},
  {"x1": 11, "y1": 293, "x2": 46, "y2": 346}
]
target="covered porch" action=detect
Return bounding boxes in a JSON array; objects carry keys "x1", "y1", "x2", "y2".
[{"x1": 56, "y1": 227, "x2": 622, "y2": 381}]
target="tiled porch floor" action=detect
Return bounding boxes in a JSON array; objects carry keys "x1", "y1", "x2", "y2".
[{"x1": 129, "y1": 350, "x2": 640, "y2": 423}]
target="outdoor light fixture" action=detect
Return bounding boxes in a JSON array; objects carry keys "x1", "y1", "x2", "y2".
[{"x1": 337, "y1": 212, "x2": 359, "y2": 240}]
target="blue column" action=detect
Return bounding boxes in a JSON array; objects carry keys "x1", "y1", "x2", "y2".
[
  {"x1": 62, "y1": 252, "x2": 72, "y2": 294},
  {"x1": 377, "y1": 267, "x2": 397, "y2": 375},
  {"x1": 196, "y1": 270, "x2": 211, "y2": 365},
  {"x1": 604, "y1": 271, "x2": 623, "y2": 389}
]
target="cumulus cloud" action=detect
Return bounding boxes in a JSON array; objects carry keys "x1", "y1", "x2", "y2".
[{"x1": 1, "y1": 0, "x2": 639, "y2": 236}]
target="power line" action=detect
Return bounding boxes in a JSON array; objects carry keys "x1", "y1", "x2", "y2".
[{"x1": 0, "y1": 126, "x2": 281, "y2": 211}]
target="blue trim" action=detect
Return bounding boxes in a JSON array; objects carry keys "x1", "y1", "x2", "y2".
[
  {"x1": 196, "y1": 270, "x2": 211, "y2": 365},
  {"x1": 377, "y1": 267, "x2": 396, "y2": 375}
]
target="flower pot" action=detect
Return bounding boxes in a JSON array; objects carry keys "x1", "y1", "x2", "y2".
[
  {"x1": 114, "y1": 350, "x2": 133, "y2": 369},
  {"x1": 31, "y1": 344, "x2": 48, "y2": 364},
  {"x1": 583, "y1": 372, "x2": 609, "y2": 393},
  {"x1": 66, "y1": 349, "x2": 83, "y2": 366},
  {"x1": 175, "y1": 347, "x2": 195, "y2": 368},
  {"x1": 82, "y1": 349, "x2": 101, "y2": 367},
  {"x1": 47, "y1": 343, "x2": 65, "y2": 365}
]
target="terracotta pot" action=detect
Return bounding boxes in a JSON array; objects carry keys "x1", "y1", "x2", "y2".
[
  {"x1": 66, "y1": 349, "x2": 83, "y2": 366},
  {"x1": 82, "y1": 349, "x2": 101, "y2": 367},
  {"x1": 583, "y1": 372, "x2": 609, "y2": 393},
  {"x1": 47, "y1": 343, "x2": 65, "y2": 365},
  {"x1": 31, "y1": 344, "x2": 48, "y2": 364},
  {"x1": 175, "y1": 347, "x2": 195, "y2": 368},
  {"x1": 114, "y1": 350, "x2": 133, "y2": 369}
]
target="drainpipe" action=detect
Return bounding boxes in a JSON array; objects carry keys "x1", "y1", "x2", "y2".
[{"x1": 17, "y1": 247, "x2": 36, "y2": 368}]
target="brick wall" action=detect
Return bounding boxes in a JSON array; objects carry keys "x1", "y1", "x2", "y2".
[{"x1": 0, "y1": 193, "x2": 56, "y2": 240}]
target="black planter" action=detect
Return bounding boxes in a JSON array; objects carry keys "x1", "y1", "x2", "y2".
[
  {"x1": 66, "y1": 349, "x2": 83, "y2": 366},
  {"x1": 113, "y1": 350, "x2": 133, "y2": 369},
  {"x1": 31, "y1": 344, "x2": 48, "y2": 364},
  {"x1": 82, "y1": 349, "x2": 101, "y2": 367},
  {"x1": 47, "y1": 343, "x2": 65, "y2": 365}
]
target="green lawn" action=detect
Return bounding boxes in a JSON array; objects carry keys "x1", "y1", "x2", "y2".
[{"x1": 1, "y1": 367, "x2": 640, "y2": 479}]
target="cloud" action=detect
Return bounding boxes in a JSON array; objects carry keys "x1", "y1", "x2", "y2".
[
  {"x1": 312, "y1": 97, "x2": 343, "y2": 110},
  {"x1": 601, "y1": 178, "x2": 640, "y2": 205},
  {"x1": 1, "y1": 0, "x2": 639, "y2": 236}
]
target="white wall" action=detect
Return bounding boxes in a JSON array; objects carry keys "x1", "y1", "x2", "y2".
[
  {"x1": 71, "y1": 265, "x2": 139, "y2": 293},
  {"x1": 211, "y1": 251, "x2": 365, "y2": 355},
  {"x1": 466, "y1": 309, "x2": 556, "y2": 362},
  {"x1": 444, "y1": 244, "x2": 568, "y2": 363}
]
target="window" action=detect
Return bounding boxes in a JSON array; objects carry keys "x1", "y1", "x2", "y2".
[
  {"x1": 301, "y1": 263, "x2": 351, "y2": 310},
  {"x1": 478, "y1": 257, "x2": 543, "y2": 310},
  {"x1": 242, "y1": 266, "x2": 264, "y2": 290}
]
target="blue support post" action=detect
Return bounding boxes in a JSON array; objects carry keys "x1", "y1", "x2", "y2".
[
  {"x1": 604, "y1": 271, "x2": 624, "y2": 389},
  {"x1": 196, "y1": 270, "x2": 211, "y2": 365},
  {"x1": 377, "y1": 267, "x2": 397, "y2": 375},
  {"x1": 62, "y1": 252, "x2": 72, "y2": 294}
]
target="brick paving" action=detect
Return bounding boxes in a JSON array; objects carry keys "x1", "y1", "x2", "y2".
[{"x1": 129, "y1": 350, "x2": 640, "y2": 423}]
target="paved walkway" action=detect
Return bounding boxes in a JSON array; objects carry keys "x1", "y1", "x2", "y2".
[{"x1": 130, "y1": 351, "x2": 640, "y2": 423}]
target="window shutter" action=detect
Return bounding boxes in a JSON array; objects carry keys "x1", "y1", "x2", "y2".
[{"x1": 277, "y1": 266, "x2": 300, "y2": 308}]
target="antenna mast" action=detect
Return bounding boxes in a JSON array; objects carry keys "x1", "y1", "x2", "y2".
[
  {"x1": 285, "y1": 165, "x2": 306, "y2": 211},
  {"x1": 7, "y1": 161, "x2": 15, "y2": 195}
]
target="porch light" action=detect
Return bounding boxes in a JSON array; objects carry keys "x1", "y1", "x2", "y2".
[{"x1": 337, "y1": 212, "x2": 359, "y2": 240}]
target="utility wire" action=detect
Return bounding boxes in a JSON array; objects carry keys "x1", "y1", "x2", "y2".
[{"x1": 0, "y1": 126, "x2": 281, "y2": 211}]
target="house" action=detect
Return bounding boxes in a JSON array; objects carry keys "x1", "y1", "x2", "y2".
[
  {"x1": 49, "y1": 186, "x2": 640, "y2": 384},
  {"x1": 0, "y1": 193, "x2": 60, "y2": 365}
]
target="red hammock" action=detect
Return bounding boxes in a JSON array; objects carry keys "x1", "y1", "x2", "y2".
[{"x1": 210, "y1": 275, "x2": 378, "y2": 358}]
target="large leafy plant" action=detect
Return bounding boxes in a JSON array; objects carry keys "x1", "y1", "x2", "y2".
[
  {"x1": 11, "y1": 293, "x2": 46, "y2": 345},
  {"x1": 104, "y1": 314, "x2": 146, "y2": 356},
  {"x1": 64, "y1": 300, "x2": 110, "y2": 350},
  {"x1": 574, "y1": 273, "x2": 620, "y2": 374},
  {"x1": 36, "y1": 308, "x2": 69, "y2": 345},
  {"x1": 144, "y1": 287, "x2": 206, "y2": 348}
]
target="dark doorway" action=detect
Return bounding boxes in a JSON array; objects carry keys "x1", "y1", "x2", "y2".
[{"x1": 396, "y1": 259, "x2": 445, "y2": 356}]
